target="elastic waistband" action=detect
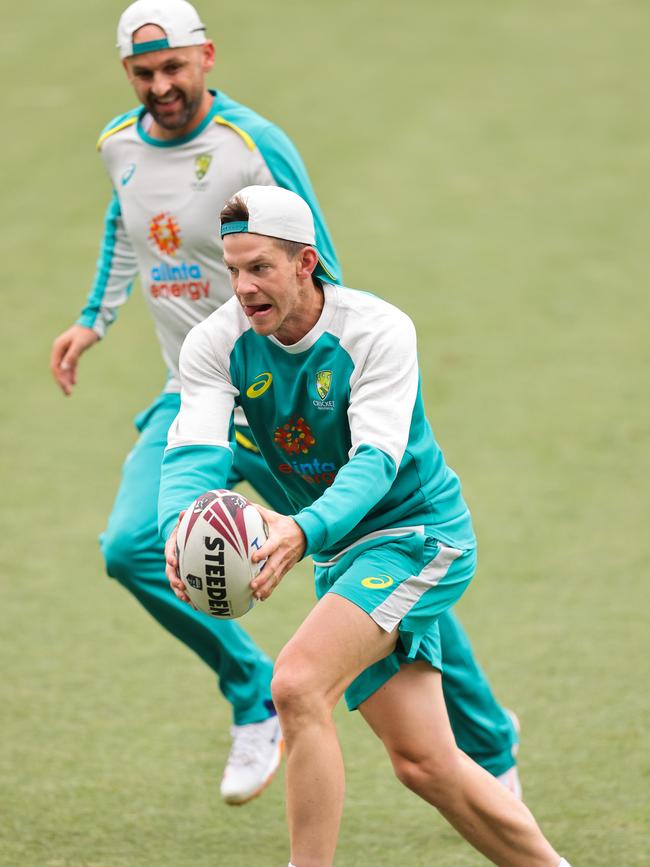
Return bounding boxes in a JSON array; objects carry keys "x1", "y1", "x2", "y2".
[{"x1": 312, "y1": 525, "x2": 425, "y2": 568}]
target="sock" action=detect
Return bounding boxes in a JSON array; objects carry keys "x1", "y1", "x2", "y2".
[{"x1": 558, "y1": 860, "x2": 572, "y2": 867}]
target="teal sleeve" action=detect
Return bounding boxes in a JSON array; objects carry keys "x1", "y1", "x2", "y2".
[
  {"x1": 78, "y1": 189, "x2": 136, "y2": 335},
  {"x1": 158, "y1": 444, "x2": 233, "y2": 540},
  {"x1": 255, "y1": 125, "x2": 342, "y2": 284},
  {"x1": 293, "y1": 444, "x2": 397, "y2": 556}
]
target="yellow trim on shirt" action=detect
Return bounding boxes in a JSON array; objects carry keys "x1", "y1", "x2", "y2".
[
  {"x1": 96, "y1": 116, "x2": 138, "y2": 150},
  {"x1": 235, "y1": 430, "x2": 260, "y2": 453},
  {"x1": 214, "y1": 116, "x2": 256, "y2": 151}
]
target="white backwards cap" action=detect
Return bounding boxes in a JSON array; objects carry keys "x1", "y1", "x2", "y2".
[
  {"x1": 221, "y1": 186, "x2": 316, "y2": 245},
  {"x1": 221, "y1": 186, "x2": 334, "y2": 281},
  {"x1": 117, "y1": 0, "x2": 207, "y2": 59}
]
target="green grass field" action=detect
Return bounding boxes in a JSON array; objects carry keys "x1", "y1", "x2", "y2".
[{"x1": 2, "y1": 1, "x2": 649, "y2": 864}]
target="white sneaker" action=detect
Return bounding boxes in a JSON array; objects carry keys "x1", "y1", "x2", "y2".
[
  {"x1": 497, "y1": 709, "x2": 522, "y2": 799},
  {"x1": 220, "y1": 715, "x2": 284, "y2": 805}
]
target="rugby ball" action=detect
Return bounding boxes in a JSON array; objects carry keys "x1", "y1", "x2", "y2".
[{"x1": 176, "y1": 490, "x2": 267, "y2": 619}]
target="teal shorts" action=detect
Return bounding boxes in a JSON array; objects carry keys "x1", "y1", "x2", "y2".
[{"x1": 313, "y1": 529, "x2": 477, "y2": 711}]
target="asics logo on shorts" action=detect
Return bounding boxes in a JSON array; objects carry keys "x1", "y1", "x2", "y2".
[{"x1": 361, "y1": 575, "x2": 394, "y2": 590}]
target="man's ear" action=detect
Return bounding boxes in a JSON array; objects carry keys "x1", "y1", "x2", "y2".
[
  {"x1": 297, "y1": 246, "x2": 319, "y2": 279},
  {"x1": 202, "y1": 40, "x2": 216, "y2": 72}
]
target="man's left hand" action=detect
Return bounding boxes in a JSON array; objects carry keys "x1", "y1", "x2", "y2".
[{"x1": 250, "y1": 506, "x2": 306, "y2": 601}]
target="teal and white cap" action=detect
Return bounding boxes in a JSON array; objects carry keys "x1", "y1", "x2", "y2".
[
  {"x1": 221, "y1": 185, "x2": 335, "y2": 281},
  {"x1": 117, "y1": 0, "x2": 207, "y2": 59},
  {"x1": 221, "y1": 185, "x2": 317, "y2": 246}
]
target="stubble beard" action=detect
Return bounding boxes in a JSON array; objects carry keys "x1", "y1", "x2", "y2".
[{"x1": 147, "y1": 88, "x2": 202, "y2": 131}]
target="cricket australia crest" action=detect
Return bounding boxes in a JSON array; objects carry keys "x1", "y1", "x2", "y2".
[
  {"x1": 194, "y1": 154, "x2": 212, "y2": 181},
  {"x1": 315, "y1": 370, "x2": 332, "y2": 400},
  {"x1": 313, "y1": 370, "x2": 335, "y2": 410}
]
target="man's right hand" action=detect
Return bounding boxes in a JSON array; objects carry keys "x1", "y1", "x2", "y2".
[{"x1": 50, "y1": 324, "x2": 99, "y2": 396}]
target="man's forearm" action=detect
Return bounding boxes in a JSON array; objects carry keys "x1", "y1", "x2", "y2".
[{"x1": 158, "y1": 443, "x2": 234, "y2": 540}]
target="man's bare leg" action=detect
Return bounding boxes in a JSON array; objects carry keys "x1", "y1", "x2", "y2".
[
  {"x1": 271, "y1": 594, "x2": 396, "y2": 867},
  {"x1": 360, "y1": 662, "x2": 561, "y2": 867},
  {"x1": 273, "y1": 593, "x2": 563, "y2": 867}
]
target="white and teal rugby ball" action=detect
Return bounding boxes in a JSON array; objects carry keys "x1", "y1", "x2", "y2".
[{"x1": 176, "y1": 490, "x2": 267, "y2": 619}]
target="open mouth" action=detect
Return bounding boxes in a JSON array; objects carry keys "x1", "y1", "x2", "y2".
[
  {"x1": 156, "y1": 97, "x2": 181, "y2": 111},
  {"x1": 152, "y1": 92, "x2": 184, "y2": 113},
  {"x1": 244, "y1": 303, "x2": 273, "y2": 317}
]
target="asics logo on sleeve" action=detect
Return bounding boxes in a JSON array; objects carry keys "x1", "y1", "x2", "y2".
[{"x1": 246, "y1": 372, "x2": 273, "y2": 398}]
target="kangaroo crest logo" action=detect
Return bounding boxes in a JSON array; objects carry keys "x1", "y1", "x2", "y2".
[
  {"x1": 194, "y1": 154, "x2": 212, "y2": 180},
  {"x1": 315, "y1": 370, "x2": 332, "y2": 400}
]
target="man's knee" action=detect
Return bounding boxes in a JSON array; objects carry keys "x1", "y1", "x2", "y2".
[
  {"x1": 389, "y1": 743, "x2": 461, "y2": 806},
  {"x1": 271, "y1": 652, "x2": 331, "y2": 723},
  {"x1": 101, "y1": 524, "x2": 129, "y2": 581},
  {"x1": 271, "y1": 661, "x2": 311, "y2": 715},
  {"x1": 101, "y1": 522, "x2": 146, "y2": 584}
]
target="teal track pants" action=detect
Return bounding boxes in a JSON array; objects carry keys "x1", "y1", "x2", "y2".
[{"x1": 101, "y1": 393, "x2": 517, "y2": 772}]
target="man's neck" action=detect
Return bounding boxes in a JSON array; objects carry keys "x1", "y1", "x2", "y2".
[{"x1": 275, "y1": 282, "x2": 325, "y2": 346}]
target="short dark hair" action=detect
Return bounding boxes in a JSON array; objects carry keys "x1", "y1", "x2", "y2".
[
  {"x1": 220, "y1": 195, "x2": 307, "y2": 260},
  {"x1": 220, "y1": 194, "x2": 249, "y2": 225}
]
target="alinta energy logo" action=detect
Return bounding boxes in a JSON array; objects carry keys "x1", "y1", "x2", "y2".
[
  {"x1": 274, "y1": 417, "x2": 316, "y2": 456},
  {"x1": 149, "y1": 212, "x2": 182, "y2": 255},
  {"x1": 147, "y1": 212, "x2": 210, "y2": 301},
  {"x1": 274, "y1": 417, "x2": 338, "y2": 486}
]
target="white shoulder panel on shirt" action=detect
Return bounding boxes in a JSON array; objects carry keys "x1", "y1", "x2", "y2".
[
  {"x1": 181, "y1": 296, "x2": 249, "y2": 371},
  {"x1": 330, "y1": 286, "x2": 417, "y2": 378}
]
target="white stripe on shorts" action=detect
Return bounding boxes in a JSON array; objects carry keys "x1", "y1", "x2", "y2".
[{"x1": 370, "y1": 543, "x2": 463, "y2": 633}]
